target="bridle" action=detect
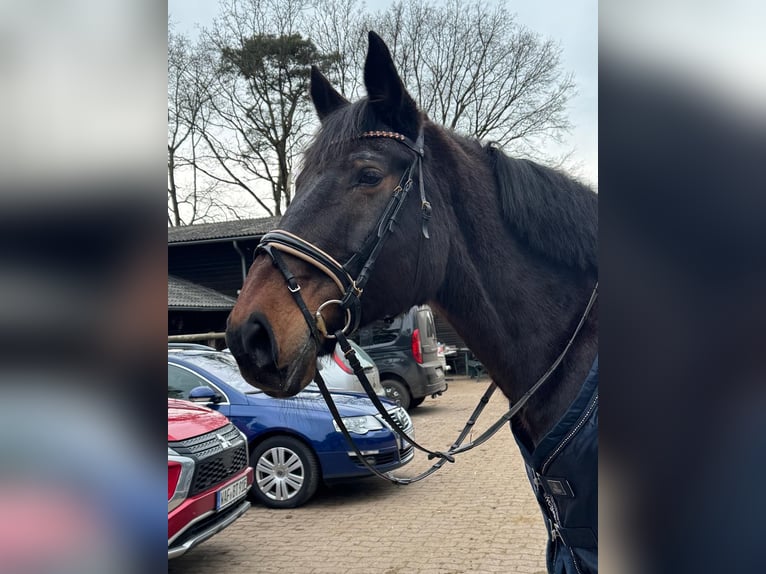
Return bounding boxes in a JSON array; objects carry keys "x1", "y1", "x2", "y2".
[
  {"x1": 256, "y1": 127, "x2": 598, "y2": 485},
  {"x1": 258, "y1": 129, "x2": 430, "y2": 341}
]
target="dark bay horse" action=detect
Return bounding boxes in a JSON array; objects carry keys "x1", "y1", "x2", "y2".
[{"x1": 227, "y1": 31, "x2": 598, "y2": 574}]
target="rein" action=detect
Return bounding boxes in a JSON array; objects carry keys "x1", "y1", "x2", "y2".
[{"x1": 256, "y1": 127, "x2": 598, "y2": 485}]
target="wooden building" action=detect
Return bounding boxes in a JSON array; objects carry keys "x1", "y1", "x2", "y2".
[
  {"x1": 167, "y1": 216, "x2": 469, "y2": 361},
  {"x1": 168, "y1": 217, "x2": 280, "y2": 297}
]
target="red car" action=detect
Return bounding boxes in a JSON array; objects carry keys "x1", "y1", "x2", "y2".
[{"x1": 168, "y1": 399, "x2": 253, "y2": 559}]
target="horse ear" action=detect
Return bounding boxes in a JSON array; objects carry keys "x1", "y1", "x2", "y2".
[
  {"x1": 364, "y1": 31, "x2": 420, "y2": 139},
  {"x1": 310, "y1": 65, "x2": 349, "y2": 122}
]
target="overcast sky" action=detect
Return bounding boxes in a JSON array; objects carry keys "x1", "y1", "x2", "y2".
[{"x1": 168, "y1": 0, "x2": 597, "y2": 187}]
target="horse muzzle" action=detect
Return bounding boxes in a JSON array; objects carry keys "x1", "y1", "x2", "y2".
[{"x1": 226, "y1": 312, "x2": 315, "y2": 397}]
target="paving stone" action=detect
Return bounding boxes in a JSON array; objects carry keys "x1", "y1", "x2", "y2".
[{"x1": 169, "y1": 377, "x2": 549, "y2": 573}]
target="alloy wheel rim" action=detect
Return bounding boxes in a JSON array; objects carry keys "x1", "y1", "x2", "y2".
[{"x1": 255, "y1": 446, "x2": 305, "y2": 501}]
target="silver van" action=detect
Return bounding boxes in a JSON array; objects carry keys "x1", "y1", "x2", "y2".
[{"x1": 312, "y1": 340, "x2": 385, "y2": 396}]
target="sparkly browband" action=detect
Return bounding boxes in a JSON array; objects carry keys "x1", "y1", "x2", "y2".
[
  {"x1": 329, "y1": 130, "x2": 423, "y2": 157},
  {"x1": 360, "y1": 129, "x2": 424, "y2": 157},
  {"x1": 360, "y1": 130, "x2": 406, "y2": 141}
]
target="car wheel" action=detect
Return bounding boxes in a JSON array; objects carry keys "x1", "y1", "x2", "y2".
[
  {"x1": 382, "y1": 379, "x2": 411, "y2": 410},
  {"x1": 410, "y1": 396, "x2": 425, "y2": 408},
  {"x1": 249, "y1": 436, "x2": 319, "y2": 509}
]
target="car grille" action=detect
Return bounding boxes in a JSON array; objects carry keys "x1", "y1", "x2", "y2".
[
  {"x1": 378, "y1": 406, "x2": 413, "y2": 435},
  {"x1": 350, "y1": 444, "x2": 414, "y2": 468},
  {"x1": 169, "y1": 424, "x2": 241, "y2": 459},
  {"x1": 188, "y1": 445, "x2": 248, "y2": 495},
  {"x1": 169, "y1": 424, "x2": 249, "y2": 496}
]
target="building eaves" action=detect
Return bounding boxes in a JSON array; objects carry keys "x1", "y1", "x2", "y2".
[
  {"x1": 168, "y1": 216, "x2": 281, "y2": 245},
  {"x1": 168, "y1": 275, "x2": 238, "y2": 310}
]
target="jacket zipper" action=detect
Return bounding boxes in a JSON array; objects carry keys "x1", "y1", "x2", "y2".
[{"x1": 541, "y1": 393, "x2": 598, "y2": 475}]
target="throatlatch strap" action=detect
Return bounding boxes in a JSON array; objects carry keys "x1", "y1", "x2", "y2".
[{"x1": 418, "y1": 158, "x2": 430, "y2": 238}]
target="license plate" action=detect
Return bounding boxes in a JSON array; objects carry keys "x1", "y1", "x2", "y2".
[{"x1": 216, "y1": 476, "x2": 249, "y2": 510}]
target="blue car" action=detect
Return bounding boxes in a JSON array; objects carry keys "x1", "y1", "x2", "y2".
[{"x1": 167, "y1": 349, "x2": 414, "y2": 508}]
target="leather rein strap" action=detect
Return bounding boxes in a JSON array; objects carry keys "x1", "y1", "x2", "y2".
[
  {"x1": 318, "y1": 283, "x2": 597, "y2": 485},
  {"x1": 256, "y1": 126, "x2": 597, "y2": 485}
]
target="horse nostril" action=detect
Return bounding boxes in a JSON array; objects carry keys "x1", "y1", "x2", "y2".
[{"x1": 242, "y1": 316, "x2": 278, "y2": 370}]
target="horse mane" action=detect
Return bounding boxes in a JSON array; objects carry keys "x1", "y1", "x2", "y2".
[{"x1": 484, "y1": 144, "x2": 598, "y2": 271}]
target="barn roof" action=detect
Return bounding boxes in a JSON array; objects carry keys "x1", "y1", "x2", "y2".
[
  {"x1": 168, "y1": 216, "x2": 281, "y2": 245},
  {"x1": 168, "y1": 275, "x2": 238, "y2": 311}
]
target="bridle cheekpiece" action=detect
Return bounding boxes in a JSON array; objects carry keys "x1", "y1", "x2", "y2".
[{"x1": 257, "y1": 127, "x2": 428, "y2": 340}]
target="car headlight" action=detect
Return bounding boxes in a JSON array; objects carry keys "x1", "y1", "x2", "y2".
[{"x1": 333, "y1": 415, "x2": 384, "y2": 435}]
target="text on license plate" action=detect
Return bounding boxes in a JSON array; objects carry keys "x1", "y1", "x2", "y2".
[{"x1": 216, "y1": 476, "x2": 249, "y2": 510}]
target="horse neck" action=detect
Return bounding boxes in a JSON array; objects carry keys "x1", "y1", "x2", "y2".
[{"x1": 430, "y1": 136, "x2": 598, "y2": 449}]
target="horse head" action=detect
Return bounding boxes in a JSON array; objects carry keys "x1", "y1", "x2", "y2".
[{"x1": 226, "y1": 32, "x2": 452, "y2": 397}]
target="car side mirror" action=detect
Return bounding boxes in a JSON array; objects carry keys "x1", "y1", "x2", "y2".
[{"x1": 189, "y1": 386, "x2": 223, "y2": 404}]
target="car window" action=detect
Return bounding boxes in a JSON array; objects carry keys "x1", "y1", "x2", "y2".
[
  {"x1": 357, "y1": 326, "x2": 373, "y2": 346},
  {"x1": 417, "y1": 308, "x2": 437, "y2": 342},
  {"x1": 168, "y1": 364, "x2": 211, "y2": 399},
  {"x1": 360, "y1": 316, "x2": 402, "y2": 346},
  {"x1": 180, "y1": 353, "x2": 261, "y2": 394}
]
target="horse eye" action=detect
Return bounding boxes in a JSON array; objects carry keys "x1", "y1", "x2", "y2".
[{"x1": 358, "y1": 171, "x2": 383, "y2": 186}]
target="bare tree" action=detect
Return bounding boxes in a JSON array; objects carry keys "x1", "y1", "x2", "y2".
[
  {"x1": 168, "y1": 24, "x2": 248, "y2": 225},
  {"x1": 168, "y1": 0, "x2": 578, "y2": 222},
  {"x1": 364, "y1": 0, "x2": 575, "y2": 157},
  {"x1": 185, "y1": 36, "x2": 279, "y2": 218},
  {"x1": 199, "y1": 0, "x2": 339, "y2": 215},
  {"x1": 307, "y1": 0, "x2": 368, "y2": 98},
  {"x1": 168, "y1": 25, "x2": 195, "y2": 226}
]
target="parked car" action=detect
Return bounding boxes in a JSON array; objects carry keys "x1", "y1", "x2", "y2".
[
  {"x1": 167, "y1": 349, "x2": 414, "y2": 509},
  {"x1": 168, "y1": 398, "x2": 253, "y2": 559},
  {"x1": 355, "y1": 305, "x2": 448, "y2": 410},
  {"x1": 315, "y1": 340, "x2": 385, "y2": 396},
  {"x1": 172, "y1": 341, "x2": 386, "y2": 396}
]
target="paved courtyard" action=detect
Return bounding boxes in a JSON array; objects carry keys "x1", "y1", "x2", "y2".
[{"x1": 169, "y1": 377, "x2": 548, "y2": 574}]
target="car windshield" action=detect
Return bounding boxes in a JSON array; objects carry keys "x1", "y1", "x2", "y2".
[{"x1": 182, "y1": 352, "x2": 262, "y2": 394}]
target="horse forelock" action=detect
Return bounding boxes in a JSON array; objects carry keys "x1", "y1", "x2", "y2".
[{"x1": 301, "y1": 99, "x2": 377, "y2": 171}]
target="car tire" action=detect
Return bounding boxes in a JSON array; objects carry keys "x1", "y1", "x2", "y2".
[
  {"x1": 410, "y1": 396, "x2": 425, "y2": 408},
  {"x1": 382, "y1": 379, "x2": 411, "y2": 410},
  {"x1": 249, "y1": 436, "x2": 320, "y2": 509}
]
